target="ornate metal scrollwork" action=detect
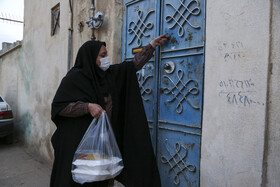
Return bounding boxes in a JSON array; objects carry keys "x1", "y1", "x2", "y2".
[
  {"x1": 162, "y1": 69, "x2": 200, "y2": 113},
  {"x1": 165, "y1": 0, "x2": 201, "y2": 37},
  {"x1": 128, "y1": 9, "x2": 155, "y2": 47},
  {"x1": 136, "y1": 65, "x2": 153, "y2": 101},
  {"x1": 161, "y1": 140, "x2": 196, "y2": 186}
]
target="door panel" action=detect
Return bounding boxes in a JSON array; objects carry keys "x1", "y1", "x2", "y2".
[
  {"x1": 158, "y1": 0, "x2": 205, "y2": 186},
  {"x1": 161, "y1": 0, "x2": 205, "y2": 50},
  {"x1": 157, "y1": 129, "x2": 201, "y2": 187},
  {"x1": 122, "y1": 0, "x2": 159, "y2": 147},
  {"x1": 159, "y1": 55, "x2": 203, "y2": 127},
  {"x1": 136, "y1": 63, "x2": 155, "y2": 121},
  {"x1": 123, "y1": 0, "x2": 157, "y2": 59},
  {"x1": 122, "y1": 0, "x2": 205, "y2": 186}
]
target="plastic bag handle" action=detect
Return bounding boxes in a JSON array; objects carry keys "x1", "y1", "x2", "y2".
[{"x1": 101, "y1": 112, "x2": 111, "y2": 129}]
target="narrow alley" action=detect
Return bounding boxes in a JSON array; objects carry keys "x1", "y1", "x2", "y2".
[
  {"x1": 0, "y1": 139, "x2": 125, "y2": 187},
  {"x1": 0, "y1": 139, "x2": 51, "y2": 187}
]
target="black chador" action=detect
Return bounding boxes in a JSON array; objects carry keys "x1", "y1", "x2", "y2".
[{"x1": 50, "y1": 41, "x2": 161, "y2": 187}]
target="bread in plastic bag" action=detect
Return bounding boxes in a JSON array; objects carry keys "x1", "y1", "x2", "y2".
[{"x1": 71, "y1": 112, "x2": 123, "y2": 184}]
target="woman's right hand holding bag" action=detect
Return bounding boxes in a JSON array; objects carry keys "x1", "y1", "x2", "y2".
[{"x1": 88, "y1": 103, "x2": 105, "y2": 118}]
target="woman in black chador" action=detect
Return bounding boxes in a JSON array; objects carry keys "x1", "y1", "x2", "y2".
[{"x1": 50, "y1": 35, "x2": 168, "y2": 187}]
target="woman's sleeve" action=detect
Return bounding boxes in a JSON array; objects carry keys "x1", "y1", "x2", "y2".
[
  {"x1": 133, "y1": 44, "x2": 155, "y2": 71},
  {"x1": 59, "y1": 101, "x2": 89, "y2": 117}
]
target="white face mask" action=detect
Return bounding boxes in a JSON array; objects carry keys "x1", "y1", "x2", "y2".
[{"x1": 99, "y1": 56, "x2": 110, "y2": 71}]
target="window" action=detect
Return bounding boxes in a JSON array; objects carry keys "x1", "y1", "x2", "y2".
[{"x1": 51, "y1": 3, "x2": 60, "y2": 36}]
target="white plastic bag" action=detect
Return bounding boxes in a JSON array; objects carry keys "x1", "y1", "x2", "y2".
[{"x1": 71, "y1": 112, "x2": 123, "y2": 184}]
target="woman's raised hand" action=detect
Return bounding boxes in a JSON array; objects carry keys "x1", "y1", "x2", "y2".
[
  {"x1": 150, "y1": 34, "x2": 169, "y2": 48},
  {"x1": 88, "y1": 103, "x2": 105, "y2": 118}
]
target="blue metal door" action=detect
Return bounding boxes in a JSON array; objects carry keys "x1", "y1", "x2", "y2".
[{"x1": 122, "y1": 0, "x2": 205, "y2": 186}]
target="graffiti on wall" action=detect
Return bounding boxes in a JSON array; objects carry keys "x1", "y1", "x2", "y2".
[
  {"x1": 216, "y1": 41, "x2": 265, "y2": 107},
  {"x1": 217, "y1": 41, "x2": 246, "y2": 63},
  {"x1": 218, "y1": 78, "x2": 264, "y2": 106}
]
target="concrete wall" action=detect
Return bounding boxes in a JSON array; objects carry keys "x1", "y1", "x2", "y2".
[
  {"x1": 1, "y1": 0, "x2": 280, "y2": 185},
  {"x1": 19, "y1": 0, "x2": 122, "y2": 162},
  {"x1": 0, "y1": 47, "x2": 21, "y2": 125},
  {"x1": 263, "y1": 0, "x2": 280, "y2": 186},
  {"x1": 201, "y1": 0, "x2": 271, "y2": 186},
  {"x1": 71, "y1": 0, "x2": 92, "y2": 67},
  {"x1": 94, "y1": 0, "x2": 123, "y2": 64},
  {"x1": 71, "y1": 0, "x2": 123, "y2": 67},
  {"x1": 16, "y1": 0, "x2": 70, "y2": 161},
  {"x1": 0, "y1": 0, "x2": 123, "y2": 162}
]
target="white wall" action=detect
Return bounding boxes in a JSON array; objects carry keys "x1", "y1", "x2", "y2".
[
  {"x1": 94, "y1": 0, "x2": 123, "y2": 65},
  {"x1": 201, "y1": 0, "x2": 271, "y2": 186},
  {"x1": 0, "y1": 48, "x2": 20, "y2": 124},
  {"x1": 1, "y1": 0, "x2": 280, "y2": 185},
  {"x1": 264, "y1": 0, "x2": 280, "y2": 186},
  {"x1": 0, "y1": 0, "x2": 124, "y2": 162},
  {"x1": 15, "y1": 0, "x2": 70, "y2": 161},
  {"x1": 71, "y1": 0, "x2": 123, "y2": 67}
]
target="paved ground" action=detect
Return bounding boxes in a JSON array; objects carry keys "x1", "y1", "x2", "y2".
[
  {"x1": 0, "y1": 138, "x2": 124, "y2": 187},
  {"x1": 0, "y1": 139, "x2": 52, "y2": 187}
]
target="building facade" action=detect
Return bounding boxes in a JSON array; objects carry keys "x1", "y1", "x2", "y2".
[{"x1": 0, "y1": 0, "x2": 279, "y2": 186}]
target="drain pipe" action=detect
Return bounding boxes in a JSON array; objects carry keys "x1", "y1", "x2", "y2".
[
  {"x1": 89, "y1": 0, "x2": 96, "y2": 40},
  {"x1": 67, "y1": 0, "x2": 73, "y2": 71}
]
